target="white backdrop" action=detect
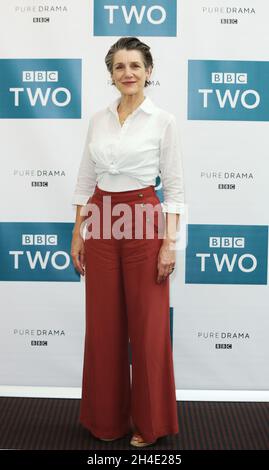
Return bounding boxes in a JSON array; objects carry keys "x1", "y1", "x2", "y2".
[{"x1": 0, "y1": 0, "x2": 268, "y2": 400}]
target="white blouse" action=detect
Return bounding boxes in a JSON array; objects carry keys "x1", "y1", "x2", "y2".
[{"x1": 71, "y1": 95, "x2": 185, "y2": 214}]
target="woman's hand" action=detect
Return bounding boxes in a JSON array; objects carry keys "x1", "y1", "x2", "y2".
[
  {"x1": 71, "y1": 231, "x2": 85, "y2": 276},
  {"x1": 157, "y1": 240, "x2": 176, "y2": 283}
]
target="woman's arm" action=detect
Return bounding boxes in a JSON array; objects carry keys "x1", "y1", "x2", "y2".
[
  {"x1": 71, "y1": 115, "x2": 97, "y2": 207},
  {"x1": 70, "y1": 205, "x2": 87, "y2": 276},
  {"x1": 71, "y1": 116, "x2": 97, "y2": 275},
  {"x1": 157, "y1": 115, "x2": 185, "y2": 283},
  {"x1": 72, "y1": 205, "x2": 87, "y2": 236},
  {"x1": 163, "y1": 212, "x2": 180, "y2": 244},
  {"x1": 157, "y1": 212, "x2": 180, "y2": 283},
  {"x1": 159, "y1": 115, "x2": 185, "y2": 215}
]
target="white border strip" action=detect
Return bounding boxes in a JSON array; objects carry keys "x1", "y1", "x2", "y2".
[
  {"x1": 0, "y1": 386, "x2": 268, "y2": 401},
  {"x1": 176, "y1": 390, "x2": 269, "y2": 402},
  {"x1": 0, "y1": 386, "x2": 81, "y2": 399}
]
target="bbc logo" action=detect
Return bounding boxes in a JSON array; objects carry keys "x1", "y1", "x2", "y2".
[
  {"x1": 211, "y1": 72, "x2": 247, "y2": 84},
  {"x1": 22, "y1": 234, "x2": 58, "y2": 245},
  {"x1": 33, "y1": 18, "x2": 49, "y2": 23},
  {"x1": 209, "y1": 237, "x2": 245, "y2": 248},
  {"x1": 31, "y1": 340, "x2": 48, "y2": 346},
  {"x1": 22, "y1": 71, "x2": 58, "y2": 82}
]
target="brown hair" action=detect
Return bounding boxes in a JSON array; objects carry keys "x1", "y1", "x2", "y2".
[{"x1": 105, "y1": 36, "x2": 154, "y2": 87}]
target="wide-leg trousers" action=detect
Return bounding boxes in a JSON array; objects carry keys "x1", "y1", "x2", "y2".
[{"x1": 79, "y1": 184, "x2": 179, "y2": 442}]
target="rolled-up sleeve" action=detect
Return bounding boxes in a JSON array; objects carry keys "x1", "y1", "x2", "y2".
[
  {"x1": 71, "y1": 116, "x2": 97, "y2": 206},
  {"x1": 159, "y1": 115, "x2": 185, "y2": 214}
]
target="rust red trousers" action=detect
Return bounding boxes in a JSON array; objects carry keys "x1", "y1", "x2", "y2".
[{"x1": 79, "y1": 184, "x2": 179, "y2": 442}]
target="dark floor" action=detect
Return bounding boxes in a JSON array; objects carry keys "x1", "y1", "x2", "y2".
[{"x1": 0, "y1": 397, "x2": 268, "y2": 450}]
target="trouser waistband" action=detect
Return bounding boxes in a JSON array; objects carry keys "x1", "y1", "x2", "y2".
[{"x1": 93, "y1": 184, "x2": 157, "y2": 204}]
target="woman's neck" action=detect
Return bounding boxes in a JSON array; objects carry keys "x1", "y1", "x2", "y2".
[{"x1": 117, "y1": 94, "x2": 145, "y2": 114}]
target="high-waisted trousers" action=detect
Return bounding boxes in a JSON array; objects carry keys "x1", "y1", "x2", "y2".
[{"x1": 79, "y1": 184, "x2": 179, "y2": 443}]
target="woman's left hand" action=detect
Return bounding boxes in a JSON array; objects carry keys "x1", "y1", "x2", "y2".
[{"x1": 157, "y1": 240, "x2": 176, "y2": 283}]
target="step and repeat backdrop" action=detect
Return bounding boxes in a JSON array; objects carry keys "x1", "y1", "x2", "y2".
[{"x1": 0, "y1": 1, "x2": 268, "y2": 397}]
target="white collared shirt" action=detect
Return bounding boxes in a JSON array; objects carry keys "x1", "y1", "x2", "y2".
[{"x1": 71, "y1": 95, "x2": 185, "y2": 213}]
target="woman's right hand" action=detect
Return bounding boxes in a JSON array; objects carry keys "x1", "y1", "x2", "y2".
[{"x1": 71, "y1": 231, "x2": 85, "y2": 276}]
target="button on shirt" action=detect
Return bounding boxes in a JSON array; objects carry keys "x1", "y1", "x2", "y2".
[{"x1": 71, "y1": 95, "x2": 185, "y2": 213}]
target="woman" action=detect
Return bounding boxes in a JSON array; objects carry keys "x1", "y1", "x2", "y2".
[{"x1": 71, "y1": 37, "x2": 184, "y2": 447}]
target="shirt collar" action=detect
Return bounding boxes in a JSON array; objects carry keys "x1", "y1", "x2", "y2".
[{"x1": 108, "y1": 95, "x2": 156, "y2": 117}]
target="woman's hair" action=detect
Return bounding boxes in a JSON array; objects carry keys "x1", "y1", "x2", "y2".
[{"x1": 105, "y1": 36, "x2": 154, "y2": 87}]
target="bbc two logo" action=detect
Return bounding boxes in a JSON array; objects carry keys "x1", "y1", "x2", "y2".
[
  {"x1": 185, "y1": 225, "x2": 268, "y2": 285},
  {"x1": 188, "y1": 60, "x2": 269, "y2": 121},
  {"x1": 94, "y1": 0, "x2": 177, "y2": 36},
  {"x1": 0, "y1": 59, "x2": 81, "y2": 119},
  {"x1": 0, "y1": 223, "x2": 79, "y2": 281}
]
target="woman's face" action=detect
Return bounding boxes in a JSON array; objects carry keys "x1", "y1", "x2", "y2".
[{"x1": 111, "y1": 49, "x2": 151, "y2": 97}]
